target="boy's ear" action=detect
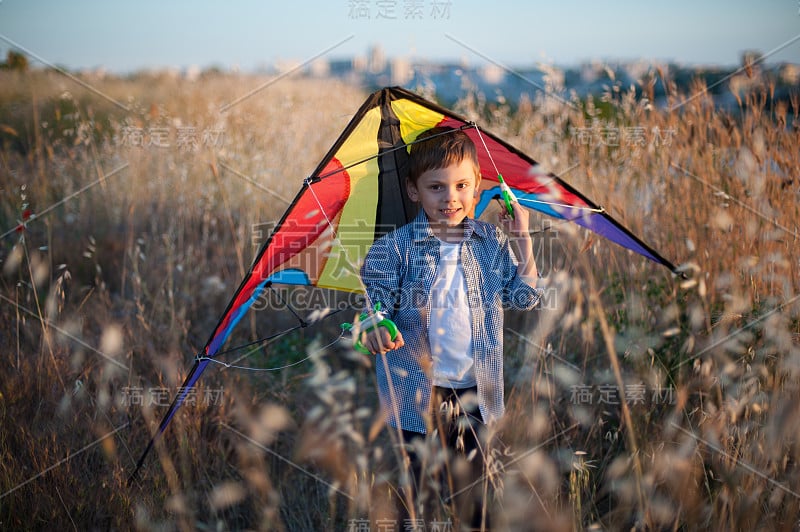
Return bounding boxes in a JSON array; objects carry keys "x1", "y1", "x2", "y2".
[{"x1": 406, "y1": 179, "x2": 419, "y2": 202}]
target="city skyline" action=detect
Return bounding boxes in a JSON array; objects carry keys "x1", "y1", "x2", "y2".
[{"x1": 1, "y1": 0, "x2": 798, "y2": 74}]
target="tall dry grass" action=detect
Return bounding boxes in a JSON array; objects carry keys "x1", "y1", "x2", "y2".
[{"x1": 0, "y1": 67, "x2": 798, "y2": 531}]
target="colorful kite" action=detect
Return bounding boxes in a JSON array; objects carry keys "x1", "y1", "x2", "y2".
[{"x1": 129, "y1": 86, "x2": 678, "y2": 482}]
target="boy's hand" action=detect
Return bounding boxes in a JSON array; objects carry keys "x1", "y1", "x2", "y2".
[
  {"x1": 499, "y1": 200, "x2": 530, "y2": 237},
  {"x1": 362, "y1": 326, "x2": 405, "y2": 355}
]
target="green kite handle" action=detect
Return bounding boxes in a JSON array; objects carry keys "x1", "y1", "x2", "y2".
[
  {"x1": 342, "y1": 303, "x2": 399, "y2": 355},
  {"x1": 497, "y1": 173, "x2": 517, "y2": 219}
]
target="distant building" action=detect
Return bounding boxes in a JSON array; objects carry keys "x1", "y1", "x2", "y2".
[
  {"x1": 391, "y1": 57, "x2": 413, "y2": 86},
  {"x1": 368, "y1": 45, "x2": 386, "y2": 74},
  {"x1": 352, "y1": 55, "x2": 367, "y2": 73},
  {"x1": 308, "y1": 58, "x2": 330, "y2": 78}
]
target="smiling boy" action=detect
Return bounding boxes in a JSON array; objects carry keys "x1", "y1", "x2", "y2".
[{"x1": 360, "y1": 126, "x2": 541, "y2": 527}]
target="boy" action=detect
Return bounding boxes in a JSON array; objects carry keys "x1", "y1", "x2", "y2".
[{"x1": 360, "y1": 126, "x2": 541, "y2": 529}]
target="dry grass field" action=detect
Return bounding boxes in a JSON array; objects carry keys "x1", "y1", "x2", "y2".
[{"x1": 0, "y1": 67, "x2": 798, "y2": 530}]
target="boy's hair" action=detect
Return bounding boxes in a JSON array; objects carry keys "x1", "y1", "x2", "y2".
[{"x1": 407, "y1": 126, "x2": 481, "y2": 184}]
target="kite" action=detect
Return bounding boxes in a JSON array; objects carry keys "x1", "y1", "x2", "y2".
[{"x1": 129, "y1": 86, "x2": 678, "y2": 482}]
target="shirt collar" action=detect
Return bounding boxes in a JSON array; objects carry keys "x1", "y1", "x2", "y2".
[{"x1": 410, "y1": 209, "x2": 490, "y2": 243}]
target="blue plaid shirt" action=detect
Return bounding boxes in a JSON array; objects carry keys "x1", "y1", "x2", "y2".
[{"x1": 360, "y1": 210, "x2": 541, "y2": 434}]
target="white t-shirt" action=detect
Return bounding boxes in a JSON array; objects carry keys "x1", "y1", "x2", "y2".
[{"x1": 429, "y1": 240, "x2": 476, "y2": 388}]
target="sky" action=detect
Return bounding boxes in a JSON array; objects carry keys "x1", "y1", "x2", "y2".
[{"x1": 0, "y1": 0, "x2": 798, "y2": 73}]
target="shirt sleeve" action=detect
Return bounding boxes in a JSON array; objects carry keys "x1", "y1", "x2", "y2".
[
  {"x1": 359, "y1": 233, "x2": 402, "y2": 318},
  {"x1": 495, "y1": 227, "x2": 541, "y2": 310}
]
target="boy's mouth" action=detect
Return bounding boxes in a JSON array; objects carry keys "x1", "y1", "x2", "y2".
[{"x1": 440, "y1": 208, "x2": 461, "y2": 216}]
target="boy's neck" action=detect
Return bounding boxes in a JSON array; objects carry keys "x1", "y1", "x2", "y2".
[{"x1": 428, "y1": 216, "x2": 467, "y2": 244}]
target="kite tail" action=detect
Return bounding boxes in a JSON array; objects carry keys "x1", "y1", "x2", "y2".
[{"x1": 128, "y1": 358, "x2": 210, "y2": 485}]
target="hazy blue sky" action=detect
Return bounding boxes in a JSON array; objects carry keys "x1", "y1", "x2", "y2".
[{"x1": 1, "y1": 0, "x2": 798, "y2": 72}]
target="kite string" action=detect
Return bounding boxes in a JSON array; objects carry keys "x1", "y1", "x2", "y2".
[
  {"x1": 515, "y1": 196, "x2": 605, "y2": 213},
  {"x1": 305, "y1": 182, "x2": 338, "y2": 240},
  {"x1": 197, "y1": 330, "x2": 347, "y2": 372},
  {"x1": 472, "y1": 123, "x2": 502, "y2": 177}
]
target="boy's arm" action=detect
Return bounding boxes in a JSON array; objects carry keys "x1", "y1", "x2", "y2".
[
  {"x1": 500, "y1": 202, "x2": 539, "y2": 284},
  {"x1": 359, "y1": 235, "x2": 406, "y2": 354}
]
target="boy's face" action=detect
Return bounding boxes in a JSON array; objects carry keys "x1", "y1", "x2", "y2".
[{"x1": 407, "y1": 159, "x2": 481, "y2": 234}]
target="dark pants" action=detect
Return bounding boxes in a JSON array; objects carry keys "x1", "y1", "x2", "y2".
[{"x1": 395, "y1": 386, "x2": 491, "y2": 531}]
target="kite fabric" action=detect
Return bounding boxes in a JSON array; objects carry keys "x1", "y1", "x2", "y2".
[{"x1": 130, "y1": 86, "x2": 678, "y2": 482}]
